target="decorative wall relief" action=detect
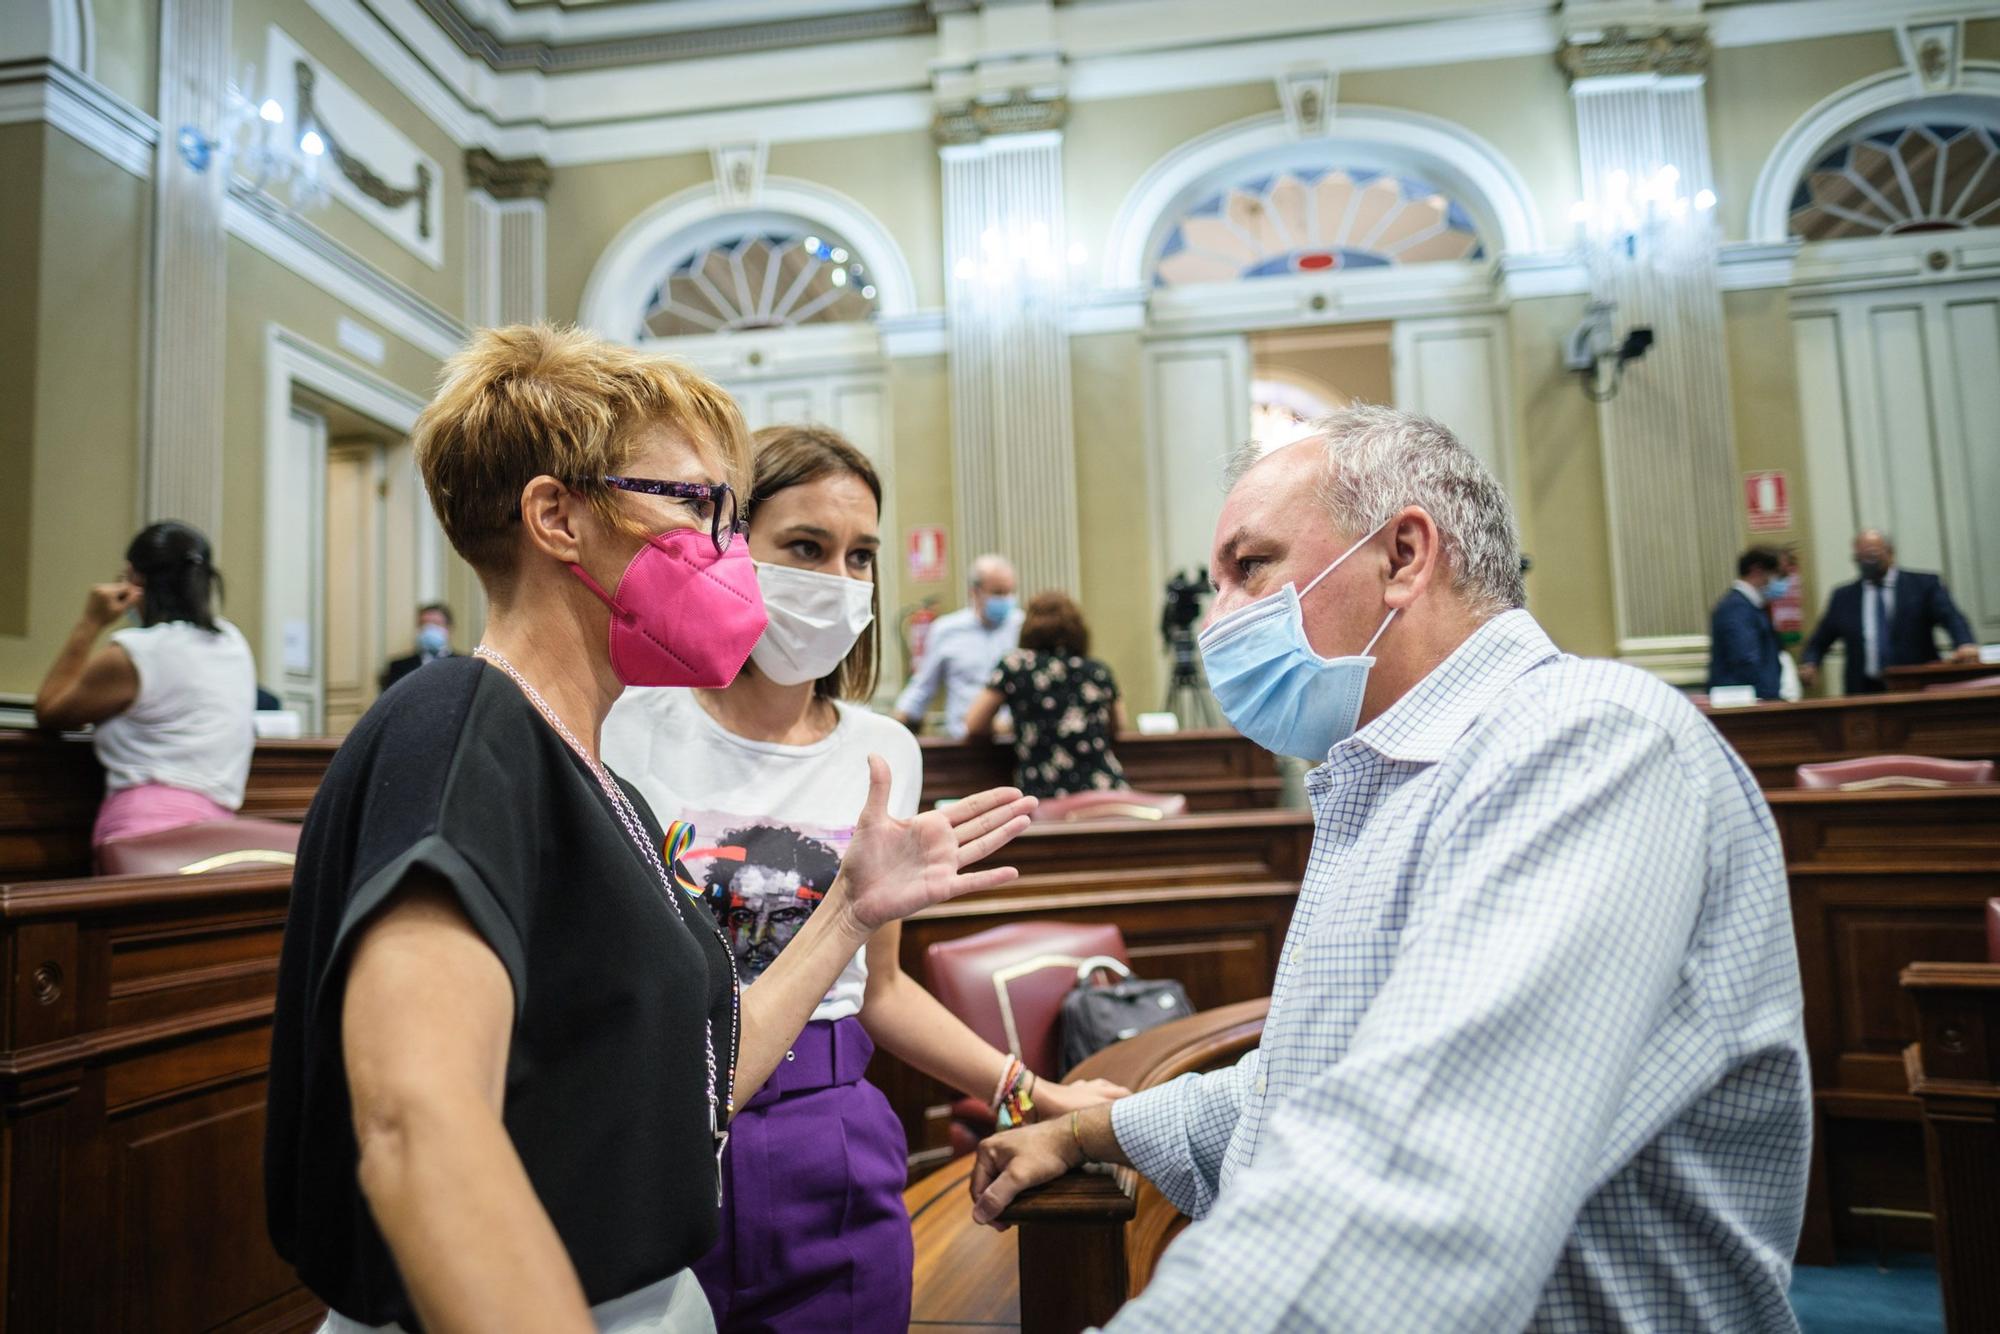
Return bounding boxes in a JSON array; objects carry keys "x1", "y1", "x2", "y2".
[{"x1": 265, "y1": 26, "x2": 444, "y2": 268}]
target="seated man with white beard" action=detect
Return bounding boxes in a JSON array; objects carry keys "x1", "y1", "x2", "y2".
[{"x1": 971, "y1": 407, "x2": 1811, "y2": 1332}]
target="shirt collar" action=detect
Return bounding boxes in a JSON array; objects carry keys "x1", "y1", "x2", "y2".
[
  {"x1": 1315, "y1": 609, "x2": 1563, "y2": 772},
  {"x1": 1732, "y1": 579, "x2": 1766, "y2": 609}
]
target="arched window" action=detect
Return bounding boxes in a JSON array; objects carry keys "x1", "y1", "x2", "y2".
[
  {"x1": 639, "y1": 222, "x2": 879, "y2": 339},
  {"x1": 1787, "y1": 97, "x2": 2000, "y2": 241},
  {"x1": 1151, "y1": 162, "x2": 1486, "y2": 288}
]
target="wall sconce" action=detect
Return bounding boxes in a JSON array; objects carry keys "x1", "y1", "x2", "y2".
[
  {"x1": 951, "y1": 223, "x2": 1088, "y2": 306},
  {"x1": 175, "y1": 74, "x2": 329, "y2": 215}
]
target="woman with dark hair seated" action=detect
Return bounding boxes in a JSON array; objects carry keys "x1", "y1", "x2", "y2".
[
  {"x1": 964, "y1": 590, "x2": 1129, "y2": 798},
  {"x1": 34, "y1": 520, "x2": 256, "y2": 848}
]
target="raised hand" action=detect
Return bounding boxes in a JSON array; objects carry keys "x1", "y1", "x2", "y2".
[
  {"x1": 84, "y1": 582, "x2": 141, "y2": 627},
  {"x1": 838, "y1": 754, "x2": 1036, "y2": 931}
]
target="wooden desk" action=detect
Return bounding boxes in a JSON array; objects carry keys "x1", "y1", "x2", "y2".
[
  {"x1": 920, "y1": 729, "x2": 1281, "y2": 812},
  {"x1": 1885, "y1": 661, "x2": 2000, "y2": 691},
  {"x1": 0, "y1": 864, "x2": 321, "y2": 1332},
  {"x1": 1768, "y1": 786, "x2": 2000, "y2": 1261},
  {"x1": 1702, "y1": 688, "x2": 2000, "y2": 788},
  {"x1": 1901, "y1": 962, "x2": 2000, "y2": 1334},
  {"x1": 0, "y1": 730, "x2": 337, "y2": 882},
  {"x1": 873, "y1": 810, "x2": 1311, "y2": 1166}
]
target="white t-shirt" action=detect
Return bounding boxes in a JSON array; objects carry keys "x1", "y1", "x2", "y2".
[
  {"x1": 602, "y1": 687, "x2": 922, "y2": 1022},
  {"x1": 93, "y1": 619, "x2": 257, "y2": 808}
]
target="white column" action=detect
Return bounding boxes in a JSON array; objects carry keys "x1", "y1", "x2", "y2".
[
  {"x1": 939, "y1": 128, "x2": 1079, "y2": 596},
  {"x1": 144, "y1": 0, "x2": 231, "y2": 533},
  {"x1": 1568, "y1": 57, "x2": 1740, "y2": 665},
  {"x1": 465, "y1": 151, "x2": 550, "y2": 329}
]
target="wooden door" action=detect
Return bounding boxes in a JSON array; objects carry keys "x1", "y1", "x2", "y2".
[{"x1": 321, "y1": 444, "x2": 384, "y2": 735}]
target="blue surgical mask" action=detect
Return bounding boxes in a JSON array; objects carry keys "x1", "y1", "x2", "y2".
[
  {"x1": 981, "y1": 595, "x2": 1016, "y2": 628},
  {"x1": 417, "y1": 624, "x2": 449, "y2": 655},
  {"x1": 1766, "y1": 575, "x2": 1793, "y2": 601},
  {"x1": 1197, "y1": 522, "x2": 1396, "y2": 761}
]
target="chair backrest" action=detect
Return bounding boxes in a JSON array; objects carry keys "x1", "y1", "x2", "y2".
[
  {"x1": 1925, "y1": 673, "x2": 2000, "y2": 692},
  {"x1": 1988, "y1": 898, "x2": 2000, "y2": 965},
  {"x1": 1794, "y1": 755, "x2": 1996, "y2": 791},
  {"x1": 1030, "y1": 790, "x2": 1189, "y2": 824},
  {"x1": 923, "y1": 921, "x2": 1129, "y2": 1078},
  {"x1": 95, "y1": 817, "x2": 302, "y2": 877}
]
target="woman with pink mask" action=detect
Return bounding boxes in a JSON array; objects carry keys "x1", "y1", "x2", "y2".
[
  {"x1": 605, "y1": 425, "x2": 1125, "y2": 1332},
  {"x1": 264, "y1": 327, "x2": 1036, "y2": 1334}
]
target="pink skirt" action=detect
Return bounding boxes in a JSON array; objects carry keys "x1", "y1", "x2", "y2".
[{"x1": 94, "y1": 783, "x2": 235, "y2": 848}]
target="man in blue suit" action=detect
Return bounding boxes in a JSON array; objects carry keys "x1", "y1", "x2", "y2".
[
  {"x1": 1799, "y1": 529, "x2": 1978, "y2": 695},
  {"x1": 1708, "y1": 548, "x2": 1787, "y2": 700}
]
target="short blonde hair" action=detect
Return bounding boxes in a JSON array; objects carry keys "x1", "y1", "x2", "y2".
[{"x1": 414, "y1": 324, "x2": 751, "y2": 577}]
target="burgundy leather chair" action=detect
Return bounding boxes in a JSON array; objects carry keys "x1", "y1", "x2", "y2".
[
  {"x1": 1987, "y1": 898, "x2": 1999, "y2": 965},
  {"x1": 96, "y1": 817, "x2": 302, "y2": 876},
  {"x1": 1030, "y1": 789, "x2": 1189, "y2": 823},
  {"x1": 923, "y1": 921, "x2": 1130, "y2": 1156},
  {"x1": 1925, "y1": 673, "x2": 2000, "y2": 692},
  {"x1": 1793, "y1": 755, "x2": 1995, "y2": 791}
]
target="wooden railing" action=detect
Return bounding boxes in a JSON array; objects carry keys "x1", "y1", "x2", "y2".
[
  {"x1": 1699, "y1": 686, "x2": 2000, "y2": 788},
  {"x1": 1902, "y1": 961, "x2": 2000, "y2": 1333}
]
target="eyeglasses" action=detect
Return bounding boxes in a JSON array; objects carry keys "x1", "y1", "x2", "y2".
[{"x1": 600, "y1": 476, "x2": 743, "y2": 555}]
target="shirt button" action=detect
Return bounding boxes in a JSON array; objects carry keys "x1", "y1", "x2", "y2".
[{"x1": 1254, "y1": 1076, "x2": 1268, "y2": 1096}]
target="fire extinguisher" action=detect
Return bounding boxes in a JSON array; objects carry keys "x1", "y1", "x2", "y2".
[{"x1": 898, "y1": 599, "x2": 939, "y2": 680}]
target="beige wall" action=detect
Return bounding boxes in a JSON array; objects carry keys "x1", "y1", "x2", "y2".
[
  {"x1": 232, "y1": 0, "x2": 471, "y2": 318},
  {"x1": 1342, "y1": 54, "x2": 1579, "y2": 252},
  {"x1": 1071, "y1": 332, "x2": 1165, "y2": 711},
  {"x1": 544, "y1": 149, "x2": 713, "y2": 329},
  {"x1": 92, "y1": 0, "x2": 160, "y2": 114},
  {"x1": 1707, "y1": 31, "x2": 1903, "y2": 241},
  {"x1": 1723, "y1": 286, "x2": 1816, "y2": 602},
  {"x1": 0, "y1": 128, "x2": 150, "y2": 695},
  {"x1": 884, "y1": 355, "x2": 956, "y2": 682},
  {"x1": 1507, "y1": 295, "x2": 1617, "y2": 658}
]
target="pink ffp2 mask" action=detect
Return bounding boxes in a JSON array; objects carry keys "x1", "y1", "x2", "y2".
[{"x1": 569, "y1": 528, "x2": 768, "y2": 688}]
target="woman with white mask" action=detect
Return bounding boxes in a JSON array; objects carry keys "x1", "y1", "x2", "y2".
[{"x1": 603, "y1": 425, "x2": 1125, "y2": 1332}]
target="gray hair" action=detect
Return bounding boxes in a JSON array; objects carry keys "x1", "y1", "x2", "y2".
[
  {"x1": 968, "y1": 552, "x2": 1015, "y2": 589},
  {"x1": 1229, "y1": 406, "x2": 1525, "y2": 616}
]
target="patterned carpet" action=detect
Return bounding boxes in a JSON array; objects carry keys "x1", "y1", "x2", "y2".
[{"x1": 1789, "y1": 1253, "x2": 1943, "y2": 1334}]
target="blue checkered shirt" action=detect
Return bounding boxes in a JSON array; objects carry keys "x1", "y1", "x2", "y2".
[{"x1": 1108, "y1": 611, "x2": 1810, "y2": 1332}]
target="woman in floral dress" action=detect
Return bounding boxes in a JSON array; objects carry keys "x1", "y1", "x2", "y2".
[{"x1": 963, "y1": 591, "x2": 1128, "y2": 797}]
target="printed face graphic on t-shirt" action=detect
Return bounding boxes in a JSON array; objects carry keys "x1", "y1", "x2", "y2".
[{"x1": 682, "y1": 814, "x2": 850, "y2": 981}]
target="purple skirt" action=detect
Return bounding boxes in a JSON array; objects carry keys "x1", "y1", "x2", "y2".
[{"x1": 694, "y1": 1017, "x2": 913, "y2": 1333}]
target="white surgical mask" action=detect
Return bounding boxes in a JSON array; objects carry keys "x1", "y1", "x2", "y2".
[{"x1": 749, "y1": 560, "x2": 876, "y2": 686}]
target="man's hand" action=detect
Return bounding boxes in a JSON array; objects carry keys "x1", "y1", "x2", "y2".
[
  {"x1": 970, "y1": 1117, "x2": 1083, "y2": 1228},
  {"x1": 1950, "y1": 644, "x2": 1981, "y2": 663},
  {"x1": 1797, "y1": 662, "x2": 1819, "y2": 688},
  {"x1": 835, "y1": 755, "x2": 1035, "y2": 933},
  {"x1": 84, "y1": 581, "x2": 141, "y2": 628}
]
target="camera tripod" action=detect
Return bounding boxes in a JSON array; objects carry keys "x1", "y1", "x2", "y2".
[{"x1": 1163, "y1": 623, "x2": 1220, "y2": 728}]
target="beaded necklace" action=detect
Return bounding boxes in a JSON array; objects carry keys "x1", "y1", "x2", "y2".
[{"x1": 475, "y1": 645, "x2": 740, "y2": 1203}]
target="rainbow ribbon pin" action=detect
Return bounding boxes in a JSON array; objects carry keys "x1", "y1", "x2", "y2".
[{"x1": 662, "y1": 820, "x2": 702, "y2": 899}]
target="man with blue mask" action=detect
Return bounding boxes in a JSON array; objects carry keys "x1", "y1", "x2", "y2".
[
  {"x1": 1706, "y1": 547, "x2": 1789, "y2": 701},
  {"x1": 972, "y1": 406, "x2": 1810, "y2": 1332},
  {"x1": 379, "y1": 603, "x2": 455, "y2": 693},
  {"x1": 893, "y1": 553, "x2": 1022, "y2": 738}
]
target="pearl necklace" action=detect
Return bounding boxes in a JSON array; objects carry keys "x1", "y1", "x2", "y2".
[{"x1": 474, "y1": 645, "x2": 740, "y2": 1203}]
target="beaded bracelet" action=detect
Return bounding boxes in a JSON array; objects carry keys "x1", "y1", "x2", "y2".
[{"x1": 990, "y1": 1056, "x2": 1022, "y2": 1116}]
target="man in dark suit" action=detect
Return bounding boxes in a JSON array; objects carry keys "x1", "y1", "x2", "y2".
[
  {"x1": 1708, "y1": 547, "x2": 1787, "y2": 700},
  {"x1": 379, "y1": 602, "x2": 455, "y2": 692},
  {"x1": 1800, "y1": 529, "x2": 1978, "y2": 695}
]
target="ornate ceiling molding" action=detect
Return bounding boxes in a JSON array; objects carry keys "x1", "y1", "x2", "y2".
[
  {"x1": 414, "y1": 0, "x2": 935, "y2": 74},
  {"x1": 1558, "y1": 25, "x2": 1710, "y2": 82},
  {"x1": 932, "y1": 92, "x2": 1068, "y2": 146},
  {"x1": 465, "y1": 147, "x2": 553, "y2": 199}
]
